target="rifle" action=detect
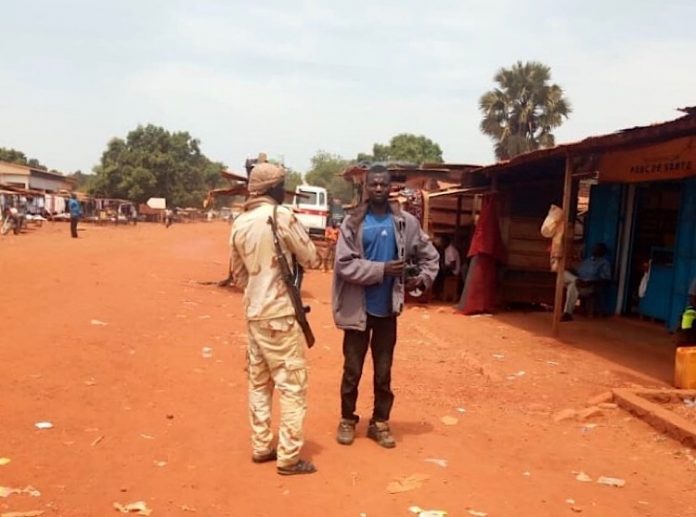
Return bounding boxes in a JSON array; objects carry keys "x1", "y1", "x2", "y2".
[{"x1": 267, "y1": 206, "x2": 315, "y2": 348}]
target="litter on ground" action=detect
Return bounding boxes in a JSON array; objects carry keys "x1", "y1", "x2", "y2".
[
  {"x1": 386, "y1": 474, "x2": 430, "y2": 494},
  {"x1": 113, "y1": 501, "x2": 152, "y2": 515}
]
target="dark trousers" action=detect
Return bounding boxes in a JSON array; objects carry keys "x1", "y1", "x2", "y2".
[
  {"x1": 70, "y1": 217, "x2": 78, "y2": 238},
  {"x1": 340, "y1": 315, "x2": 397, "y2": 423}
]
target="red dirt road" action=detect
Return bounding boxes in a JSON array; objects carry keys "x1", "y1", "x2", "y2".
[{"x1": 2, "y1": 222, "x2": 696, "y2": 516}]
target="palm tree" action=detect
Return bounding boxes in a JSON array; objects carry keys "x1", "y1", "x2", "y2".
[{"x1": 479, "y1": 61, "x2": 571, "y2": 160}]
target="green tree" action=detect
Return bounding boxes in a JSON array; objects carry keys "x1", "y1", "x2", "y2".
[
  {"x1": 357, "y1": 133, "x2": 443, "y2": 164},
  {"x1": 0, "y1": 147, "x2": 47, "y2": 170},
  {"x1": 303, "y1": 151, "x2": 353, "y2": 203},
  {"x1": 68, "y1": 170, "x2": 97, "y2": 192},
  {"x1": 28, "y1": 158, "x2": 47, "y2": 171},
  {"x1": 90, "y1": 125, "x2": 225, "y2": 207},
  {"x1": 0, "y1": 147, "x2": 28, "y2": 165},
  {"x1": 479, "y1": 61, "x2": 571, "y2": 160},
  {"x1": 284, "y1": 168, "x2": 303, "y2": 193}
]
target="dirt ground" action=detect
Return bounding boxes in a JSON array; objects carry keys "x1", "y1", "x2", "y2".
[
  {"x1": 666, "y1": 401, "x2": 696, "y2": 425},
  {"x1": 2, "y1": 221, "x2": 696, "y2": 517}
]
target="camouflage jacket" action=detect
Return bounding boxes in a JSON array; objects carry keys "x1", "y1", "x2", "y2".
[{"x1": 230, "y1": 197, "x2": 318, "y2": 321}]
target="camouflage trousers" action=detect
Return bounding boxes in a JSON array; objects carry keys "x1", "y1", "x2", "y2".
[{"x1": 247, "y1": 316, "x2": 308, "y2": 467}]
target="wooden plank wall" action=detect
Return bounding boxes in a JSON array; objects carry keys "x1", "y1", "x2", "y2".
[
  {"x1": 498, "y1": 182, "x2": 562, "y2": 305},
  {"x1": 428, "y1": 195, "x2": 474, "y2": 236}
]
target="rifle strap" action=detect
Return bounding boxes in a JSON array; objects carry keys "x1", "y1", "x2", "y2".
[
  {"x1": 272, "y1": 204, "x2": 282, "y2": 253},
  {"x1": 272, "y1": 204, "x2": 297, "y2": 271}
]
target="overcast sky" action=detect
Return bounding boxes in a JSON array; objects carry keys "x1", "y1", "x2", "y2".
[{"x1": 1, "y1": 1, "x2": 695, "y2": 175}]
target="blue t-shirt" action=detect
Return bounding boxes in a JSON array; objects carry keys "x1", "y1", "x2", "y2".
[
  {"x1": 363, "y1": 211, "x2": 397, "y2": 317},
  {"x1": 577, "y1": 256, "x2": 611, "y2": 281},
  {"x1": 68, "y1": 198, "x2": 82, "y2": 218}
]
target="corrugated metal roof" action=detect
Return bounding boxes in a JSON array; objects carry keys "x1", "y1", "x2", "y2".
[
  {"x1": 341, "y1": 162, "x2": 480, "y2": 180},
  {"x1": 0, "y1": 161, "x2": 71, "y2": 179},
  {"x1": 0, "y1": 183, "x2": 45, "y2": 195},
  {"x1": 427, "y1": 186, "x2": 490, "y2": 199},
  {"x1": 221, "y1": 170, "x2": 248, "y2": 182},
  {"x1": 0, "y1": 161, "x2": 33, "y2": 175}
]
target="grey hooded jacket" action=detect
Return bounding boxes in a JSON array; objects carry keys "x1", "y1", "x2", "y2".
[{"x1": 332, "y1": 202, "x2": 440, "y2": 331}]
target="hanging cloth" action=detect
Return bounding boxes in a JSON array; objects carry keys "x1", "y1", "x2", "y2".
[
  {"x1": 541, "y1": 204, "x2": 565, "y2": 272},
  {"x1": 458, "y1": 194, "x2": 507, "y2": 314}
]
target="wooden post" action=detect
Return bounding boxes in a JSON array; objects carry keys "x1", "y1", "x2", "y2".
[
  {"x1": 552, "y1": 156, "x2": 574, "y2": 337},
  {"x1": 423, "y1": 190, "x2": 431, "y2": 234},
  {"x1": 455, "y1": 194, "x2": 462, "y2": 233},
  {"x1": 472, "y1": 195, "x2": 479, "y2": 226}
]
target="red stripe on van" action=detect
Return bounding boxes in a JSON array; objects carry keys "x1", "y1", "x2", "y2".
[{"x1": 295, "y1": 208, "x2": 329, "y2": 217}]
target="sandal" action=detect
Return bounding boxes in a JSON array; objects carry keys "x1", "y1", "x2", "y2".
[
  {"x1": 252, "y1": 449, "x2": 277, "y2": 464},
  {"x1": 277, "y1": 459, "x2": 317, "y2": 476}
]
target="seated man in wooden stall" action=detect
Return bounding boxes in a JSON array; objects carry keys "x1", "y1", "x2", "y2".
[
  {"x1": 561, "y1": 242, "x2": 611, "y2": 322},
  {"x1": 437, "y1": 235, "x2": 461, "y2": 302}
]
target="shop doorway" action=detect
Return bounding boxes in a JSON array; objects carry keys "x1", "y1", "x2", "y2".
[{"x1": 624, "y1": 181, "x2": 682, "y2": 321}]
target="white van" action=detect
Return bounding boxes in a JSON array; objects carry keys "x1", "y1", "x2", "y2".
[{"x1": 292, "y1": 185, "x2": 329, "y2": 237}]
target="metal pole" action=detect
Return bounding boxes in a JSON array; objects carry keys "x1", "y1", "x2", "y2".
[
  {"x1": 552, "y1": 156, "x2": 574, "y2": 337},
  {"x1": 615, "y1": 184, "x2": 636, "y2": 315}
]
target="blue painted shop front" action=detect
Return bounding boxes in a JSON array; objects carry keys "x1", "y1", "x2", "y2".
[{"x1": 585, "y1": 178, "x2": 696, "y2": 330}]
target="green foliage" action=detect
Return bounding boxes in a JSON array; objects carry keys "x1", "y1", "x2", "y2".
[
  {"x1": 69, "y1": 170, "x2": 96, "y2": 191},
  {"x1": 479, "y1": 61, "x2": 571, "y2": 160},
  {"x1": 0, "y1": 147, "x2": 27, "y2": 164},
  {"x1": 284, "y1": 168, "x2": 303, "y2": 193},
  {"x1": 0, "y1": 147, "x2": 47, "y2": 170},
  {"x1": 90, "y1": 125, "x2": 225, "y2": 207},
  {"x1": 357, "y1": 133, "x2": 443, "y2": 164},
  {"x1": 303, "y1": 151, "x2": 353, "y2": 203}
]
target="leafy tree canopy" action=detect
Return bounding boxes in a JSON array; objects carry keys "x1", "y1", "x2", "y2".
[
  {"x1": 68, "y1": 170, "x2": 97, "y2": 191},
  {"x1": 303, "y1": 151, "x2": 353, "y2": 203},
  {"x1": 357, "y1": 133, "x2": 443, "y2": 164},
  {"x1": 90, "y1": 124, "x2": 225, "y2": 207},
  {"x1": 284, "y1": 168, "x2": 303, "y2": 193},
  {"x1": 479, "y1": 60, "x2": 571, "y2": 160},
  {"x1": 0, "y1": 147, "x2": 47, "y2": 170}
]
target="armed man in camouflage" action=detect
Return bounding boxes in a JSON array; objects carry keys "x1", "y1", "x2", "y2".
[{"x1": 230, "y1": 161, "x2": 319, "y2": 475}]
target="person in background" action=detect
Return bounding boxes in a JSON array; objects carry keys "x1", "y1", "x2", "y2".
[
  {"x1": 443, "y1": 235, "x2": 461, "y2": 277},
  {"x1": 68, "y1": 193, "x2": 82, "y2": 238},
  {"x1": 332, "y1": 164, "x2": 439, "y2": 449},
  {"x1": 323, "y1": 220, "x2": 340, "y2": 272},
  {"x1": 677, "y1": 279, "x2": 696, "y2": 345},
  {"x1": 561, "y1": 242, "x2": 611, "y2": 321}
]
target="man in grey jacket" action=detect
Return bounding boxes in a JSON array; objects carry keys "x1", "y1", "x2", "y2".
[{"x1": 332, "y1": 165, "x2": 439, "y2": 448}]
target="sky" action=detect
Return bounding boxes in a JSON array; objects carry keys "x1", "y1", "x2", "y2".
[{"x1": 1, "y1": 0, "x2": 695, "y2": 175}]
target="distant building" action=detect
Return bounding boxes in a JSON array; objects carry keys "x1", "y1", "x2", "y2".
[{"x1": 0, "y1": 161, "x2": 75, "y2": 192}]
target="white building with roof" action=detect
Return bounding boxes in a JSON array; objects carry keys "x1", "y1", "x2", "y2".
[{"x1": 0, "y1": 160, "x2": 75, "y2": 193}]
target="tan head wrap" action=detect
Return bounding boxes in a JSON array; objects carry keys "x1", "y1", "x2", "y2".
[{"x1": 247, "y1": 162, "x2": 285, "y2": 197}]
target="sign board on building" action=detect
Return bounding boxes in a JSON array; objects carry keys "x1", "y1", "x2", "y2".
[
  {"x1": 599, "y1": 136, "x2": 696, "y2": 183},
  {"x1": 147, "y1": 197, "x2": 166, "y2": 209}
]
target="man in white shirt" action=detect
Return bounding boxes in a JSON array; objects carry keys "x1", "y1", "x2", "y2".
[{"x1": 443, "y1": 235, "x2": 460, "y2": 276}]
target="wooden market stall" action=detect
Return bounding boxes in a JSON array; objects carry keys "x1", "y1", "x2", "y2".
[
  {"x1": 340, "y1": 162, "x2": 482, "y2": 235},
  {"x1": 471, "y1": 107, "x2": 696, "y2": 335}
]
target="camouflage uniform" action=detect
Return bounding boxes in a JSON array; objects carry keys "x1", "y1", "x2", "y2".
[{"x1": 230, "y1": 197, "x2": 317, "y2": 467}]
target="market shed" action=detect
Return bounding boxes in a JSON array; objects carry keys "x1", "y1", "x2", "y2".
[{"x1": 472, "y1": 107, "x2": 696, "y2": 335}]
